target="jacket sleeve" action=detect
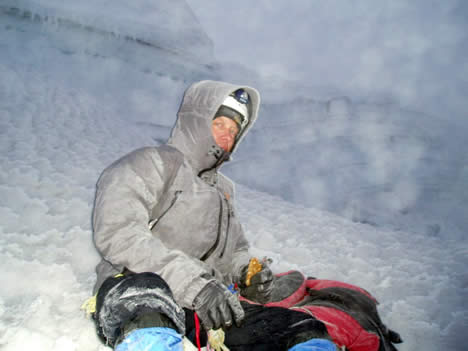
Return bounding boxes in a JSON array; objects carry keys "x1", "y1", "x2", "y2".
[
  {"x1": 219, "y1": 176, "x2": 251, "y2": 284},
  {"x1": 93, "y1": 147, "x2": 212, "y2": 308},
  {"x1": 231, "y1": 230, "x2": 251, "y2": 284}
]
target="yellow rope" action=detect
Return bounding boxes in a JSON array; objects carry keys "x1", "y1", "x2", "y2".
[
  {"x1": 81, "y1": 295, "x2": 97, "y2": 317},
  {"x1": 81, "y1": 273, "x2": 125, "y2": 317}
]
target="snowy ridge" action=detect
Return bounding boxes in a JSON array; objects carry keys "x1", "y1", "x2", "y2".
[{"x1": 1, "y1": 0, "x2": 214, "y2": 62}]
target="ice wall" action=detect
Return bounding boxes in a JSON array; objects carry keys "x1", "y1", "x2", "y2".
[{"x1": 0, "y1": 0, "x2": 215, "y2": 66}]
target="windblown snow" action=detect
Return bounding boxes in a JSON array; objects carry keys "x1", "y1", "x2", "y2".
[{"x1": 0, "y1": 2, "x2": 466, "y2": 351}]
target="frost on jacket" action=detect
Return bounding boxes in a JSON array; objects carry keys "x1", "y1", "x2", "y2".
[{"x1": 92, "y1": 80, "x2": 261, "y2": 308}]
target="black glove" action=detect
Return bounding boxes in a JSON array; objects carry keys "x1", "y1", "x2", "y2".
[
  {"x1": 240, "y1": 264, "x2": 275, "y2": 304},
  {"x1": 193, "y1": 280, "x2": 245, "y2": 331}
]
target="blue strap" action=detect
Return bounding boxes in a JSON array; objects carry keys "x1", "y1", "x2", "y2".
[
  {"x1": 288, "y1": 338, "x2": 337, "y2": 351},
  {"x1": 115, "y1": 327, "x2": 183, "y2": 351}
]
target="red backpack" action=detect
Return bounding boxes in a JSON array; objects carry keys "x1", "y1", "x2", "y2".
[{"x1": 240, "y1": 271, "x2": 402, "y2": 351}]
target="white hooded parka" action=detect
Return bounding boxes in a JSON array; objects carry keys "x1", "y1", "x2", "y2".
[{"x1": 92, "y1": 80, "x2": 261, "y2": 308}]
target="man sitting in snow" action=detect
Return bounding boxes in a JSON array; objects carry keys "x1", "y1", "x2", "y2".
[
  {"x1": 89, "y1": 80, "x2": 400, "y2": 351},
  {"x1": 90, "y1": 80, "x2": 295, "y2": 348}
]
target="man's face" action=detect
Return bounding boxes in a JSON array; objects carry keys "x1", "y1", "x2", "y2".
[{"x1": 211, "y1": 116, "x2": 240, "y2": 153}]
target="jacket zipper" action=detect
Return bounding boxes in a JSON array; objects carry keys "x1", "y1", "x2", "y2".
[
  {"x1": 219, "y1": 197, "x2": 231, "y2": 258},
  {"x1": 200, "y1": 192, "x2": 224, "y2": 261},
  {"x1": 149, "y1": 190, "x2": 181, "y2": 230}
]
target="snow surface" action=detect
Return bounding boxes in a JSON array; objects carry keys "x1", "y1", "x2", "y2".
[{"x1": 0, "y1": 2, "x2": 467, "y2": 351}]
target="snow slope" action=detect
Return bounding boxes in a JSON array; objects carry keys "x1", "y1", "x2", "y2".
[{"x1": 0, "y1": 2, "x2": 466, "y2": 351}]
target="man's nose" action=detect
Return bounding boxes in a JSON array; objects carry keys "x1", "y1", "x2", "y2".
[{"x1": 222, "y1": 131, "x2": 234, "y2": 141}]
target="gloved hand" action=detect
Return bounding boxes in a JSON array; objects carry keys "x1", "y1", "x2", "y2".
[
  {"x1": 193, "y1": 280, "x2": 245, "y2": 331},
  {"x1": 240, "y1": 262, "x2": 275, "y2": 304}
]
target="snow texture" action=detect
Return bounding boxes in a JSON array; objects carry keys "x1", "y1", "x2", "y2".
[{"x1": 0, "y1": 2, "x2": 466, "y2": 351}]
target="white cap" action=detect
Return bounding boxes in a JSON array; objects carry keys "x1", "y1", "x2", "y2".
[{"x1": 219, "y1": 90, "x2": 250, "y2": 130}]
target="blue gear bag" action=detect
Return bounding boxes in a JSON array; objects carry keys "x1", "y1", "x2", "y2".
[
  {"x1": 115, "y1": 327, "x2": 183, "y2": 351},
  {"x1": 288, "y1": 338, "x2": 337, "y2": 351}
]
